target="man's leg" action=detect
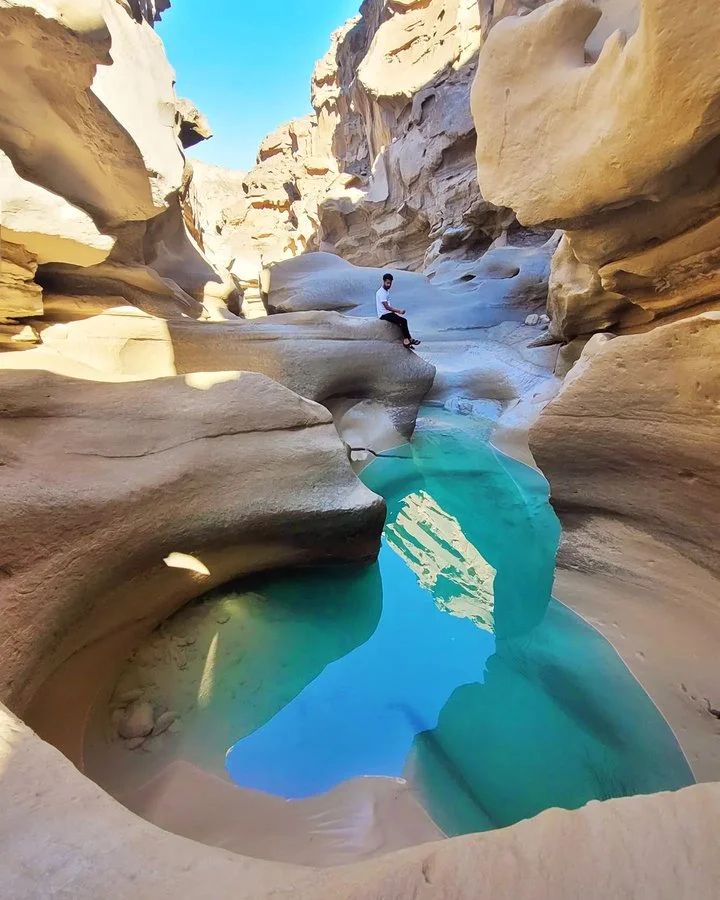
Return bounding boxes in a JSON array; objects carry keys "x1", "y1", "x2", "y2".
[{"x1": 381, "y1": 312, "x2": 412, "y2": 341}]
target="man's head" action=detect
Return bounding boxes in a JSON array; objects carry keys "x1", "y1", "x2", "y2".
[{"x1": 382, "y1": 273, "x2": 393, "y2": 291}]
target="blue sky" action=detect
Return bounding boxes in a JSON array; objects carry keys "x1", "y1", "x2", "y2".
[{"x1": 158, "y1": 0, "x2": 361, "y2": 172}]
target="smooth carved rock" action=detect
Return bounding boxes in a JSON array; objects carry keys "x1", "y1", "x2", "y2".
[
  {"x1": 530, "y1": 312, "x2": 720, "y2": 573},
  {"x1": 268, "y1": 247, "x2": 555, "y2": 333},
  {"x1": 0, "y1": 369, "x2": 385, "y2": 727},
  {"x1": 474, "y1": 0, "x2": 706, "y2": 224},
  {"x1": 3, "y1": 697, "x2": 720, "y2": 897},
  {"x1": 0, "y1": 0, "x2": 229, "y2": 332},
  {"x1": 472, "y1": 0, "x2": 720, "y2": 337},
  {"x1": 0, "y1": 2, "x2": 167, "y2": 224},
  {"x1": 0, "y1": 149, "x2": 115, "y2": 271},
  {"x1": 7, "y1": 308, "x2": 435, "y2": 440}
]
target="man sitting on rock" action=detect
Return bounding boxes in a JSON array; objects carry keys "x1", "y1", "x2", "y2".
[{"x1": 376, "y1": 273, "x2": 420, "y2": 349}]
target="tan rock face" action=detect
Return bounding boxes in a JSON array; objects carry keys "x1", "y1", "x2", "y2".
[
  {"x1": 0, "y1": 0, "x2": 231, "y2": 330},
  {"x1": 473, "y1": 0, "x2": 720, "y2": 338},
  {"x1": 4, "y1": 0, "x2": 720, "y2": 893},
  {"x1": 531, "y1": 313, "x2": 720, "y2": 572},
  {"x1": 6, "y1": 307, "x2": 434, "y2": 440},
  {"x1": 175, "y1": 98, "x2": 213, "y2": 149},
  {"x1": 3, "y1": 695, "x2": 720, "y2": 898},
  {"x1": 0, "y1": 370, "x2": 385, "y2": 718},
  {"x1": 0, "y1": 240, "x2": 43, "y2": 319},
  {"x1": 186, "y1": 0, "x2": 551, "y2": 306},
  {"x1": 0, "y1": 150, "x2": 115, "y2": 281}
]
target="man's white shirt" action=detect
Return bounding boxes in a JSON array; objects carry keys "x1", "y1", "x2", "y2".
[{"x1": 376, "y1": 287, "x2": 391, "y2": 318}]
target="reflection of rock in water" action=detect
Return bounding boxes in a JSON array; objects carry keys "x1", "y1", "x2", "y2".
[{"x1": 385, "y1": 490, "x2": 495, "y2": 632}]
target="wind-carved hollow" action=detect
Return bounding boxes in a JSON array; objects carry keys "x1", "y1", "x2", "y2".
[{"x1": 472, "y1": 0, "x2": 720, "y2": 337}]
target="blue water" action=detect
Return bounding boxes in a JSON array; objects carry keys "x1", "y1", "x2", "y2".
[{"x1": 218, "y1": 408, "x2": 693, "y2": 833}]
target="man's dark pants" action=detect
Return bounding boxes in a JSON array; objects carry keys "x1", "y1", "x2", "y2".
[{"x1": 380, "y1": 312, "x2": 411, "y2": 340}]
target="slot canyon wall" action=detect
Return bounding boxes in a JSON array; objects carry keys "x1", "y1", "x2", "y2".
[
  {"x1": 183, "y1": 0, "x2": 554, "y2": 310},
  {"x1": 473, "y1": 0, "x2": 720, "y2": 776},
  {"x1": 0, "y1": 0, "x2": 433, "y2": 750},
  {"x1": 2, "y1": 0, "x2": 720, "y2": 897}
]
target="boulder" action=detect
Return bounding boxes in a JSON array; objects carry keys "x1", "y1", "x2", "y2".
[{"x1": 175, "y1": 98, "x2": 213, "y2": 148}]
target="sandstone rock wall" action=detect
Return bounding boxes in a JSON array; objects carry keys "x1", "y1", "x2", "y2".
[
  {"x1": 474, "y1": 0, "x2": 719, "y2": 340},
  {"x1": 0, "y1": 370, "x2": 384, "y2": 745},
  {"x1": 4, "y1": 0, "x2": 720, "y2": 895},
  {"x1": 472, "y1": 0, "x2": 720, "y2": 776},
  {"x1": 0, "y1": 1, "x2": 434, "y2": 732},
  {"x1": 472, "y1": 0, "x2": 720, "y2": 563},
  {"x1": 186, "y1": 0, "x2": 553, "y2": 309},
  {"x1": 0, "y1": 0, "x2": 236, "y2": 330}
]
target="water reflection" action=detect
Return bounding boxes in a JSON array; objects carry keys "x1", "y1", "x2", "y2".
[
  {"x1": 224, "y1": 544, "x2": 495, "y2": 798},
  {"x1": 410, "y1": 600, "x2": 695, "y2": 835},
  {"x1": 223, "y1": 408, "x2": 693, "y2": 823},
  {"x1": 386, "y1": 490, "x2": 495, "y2": 633}
]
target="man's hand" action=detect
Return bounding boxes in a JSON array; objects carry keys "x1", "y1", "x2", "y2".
[{"x1": 397, "y1": 308, "x2": 406, "y2": 316}]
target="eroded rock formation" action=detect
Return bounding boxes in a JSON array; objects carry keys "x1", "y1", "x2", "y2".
[
  {"x1": 0, "y1": 0, "x2": 432, "y2": 762},
  {"x1": 4, "y1": 0, "x2": 720, "y2": 895},
  {"x1": 0, "y1": 370, "x2": 385, "y2": 763},
  {"x1": 185, "y1": 0, "x2": 553, "y2": 310},
  {"x1": 472, "y1": 0, "x2": 720, "y2": 777},
  {"x1": 474, "y1": 0, "x2": 720, "y2": 339},
  {"x1": 0, "y1": 0, "x2": 231, "y2": 326}
]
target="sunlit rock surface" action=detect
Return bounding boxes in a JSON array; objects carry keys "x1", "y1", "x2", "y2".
[
  {"x1": 266, "y1": 249, "x2": 561, "y2": 457},
  {"x1": 3, "y1": 0, "x2": 720, "y2": 896},
  {"x1": 472, "y1": 0, "x2": 720, "y2": 781},
  {"x1": 0, "y1": 369, "x2": 384, "y2": 739},
  {"x1": 474, "y1": 0, "x2": 720, "y2": 338},
  {"x1": 84, "y1": 409, "x2": 691, "y2": 867},
  {"x1": 529, "y1": 312, "x2": 720, "y2": 776},
  {"x1": 0, "y1": 0, "x2": 238, "y2": 327}
]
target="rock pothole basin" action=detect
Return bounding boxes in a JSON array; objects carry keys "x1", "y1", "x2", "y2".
[{"x1": 85, "y1": 408, "x2": 693, "y2": 865}]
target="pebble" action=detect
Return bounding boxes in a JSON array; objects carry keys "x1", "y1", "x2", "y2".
[
  {"x1": 524, "y1": 313, "x2": 540, "y2": 326},
  {"x1": 118, "y1": 700, "x2": 155, "y2": 739},
  {"x1": 153, "y1": 710, "x2": 179, "y2": 736}
]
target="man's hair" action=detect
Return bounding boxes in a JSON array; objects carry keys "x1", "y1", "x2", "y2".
[{"x1": 382, "y1": 273, "x2": 394, "y2": 282}]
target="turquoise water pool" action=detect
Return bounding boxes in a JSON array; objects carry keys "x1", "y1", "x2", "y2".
[{"x1": 219, "y1": 408, "x2": 693, "y2": 834}]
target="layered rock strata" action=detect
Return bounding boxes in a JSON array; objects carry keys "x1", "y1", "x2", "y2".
[
  {"x1": 0, "y1": 0, "x2": 234, "y2": 327},
  {"x1": 474, "y1": 0, "x2": 720, "y2": 339},
  {"x1": 186, "y1": 0, "x2": 552, "y2": 309}
]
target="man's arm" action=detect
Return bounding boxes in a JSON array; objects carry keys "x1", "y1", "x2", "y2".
[{"x1": 383, "y1": 299, "x2": 406, "y2": 315}]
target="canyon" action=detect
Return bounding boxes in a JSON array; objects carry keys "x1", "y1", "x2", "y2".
[{"x1": 1, "y1": 0, "x2": 719, "y2": 897}]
